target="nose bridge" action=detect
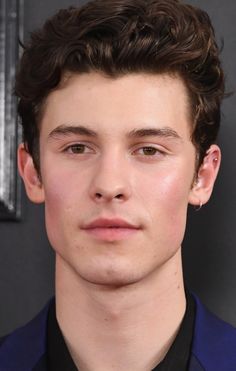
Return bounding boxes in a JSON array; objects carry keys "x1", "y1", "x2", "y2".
[{"x1": 89, "y1": 148, "x2": 131, "y2": 202}]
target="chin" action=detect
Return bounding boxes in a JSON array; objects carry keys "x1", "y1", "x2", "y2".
[{"x1": 77, "y1": 263, "x2": 145, "y2": 288}]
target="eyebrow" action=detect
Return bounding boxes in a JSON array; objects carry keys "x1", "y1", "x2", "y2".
[
  {"x1": 48, "y1": 125, "x2": 97, "y2": 140},
  {"x1": 48, "y1": 124, "x2": 182, "y2": 141},
  {"x1": 127, "y1": 127, "x2": 182, "y2": 140}
]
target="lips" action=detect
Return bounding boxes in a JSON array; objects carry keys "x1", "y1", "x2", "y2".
[
  {"x1": 81, "y1": 218, "x2": 141, "y2": 241},
  {"x1": 83, "y1": 218, "x2": 139, "y2": 229}
]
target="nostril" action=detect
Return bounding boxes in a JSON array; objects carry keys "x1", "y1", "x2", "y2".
[
  {"x1": 93, "y1": 192, "x2": 125, "y2": 201},
  {"x1": 95, "y1": 193, "x2": 102, "y2": 199},
  {"x1": 115, "y1": 194, "x2": 123, "y2": 199}
]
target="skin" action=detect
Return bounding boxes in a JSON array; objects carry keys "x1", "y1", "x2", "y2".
[{"x1": 18, "y1": 72, "x2": 220, "y2": 370}]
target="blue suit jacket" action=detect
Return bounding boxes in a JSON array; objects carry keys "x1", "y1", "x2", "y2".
[{"x1": 0, "y1": 295, "x2": 236, "y2": 370}]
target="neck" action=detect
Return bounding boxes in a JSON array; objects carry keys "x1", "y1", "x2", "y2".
[{"x1": 55, "y1": 250, "x2": 186, "y2": 371}]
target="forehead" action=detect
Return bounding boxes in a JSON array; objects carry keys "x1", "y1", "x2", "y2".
[{"x1": 40, "y1": 72, "x2": 192, "y2": 140}]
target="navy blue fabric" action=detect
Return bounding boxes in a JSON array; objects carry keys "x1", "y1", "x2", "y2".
[
  {"x1": 0, "y1": 295, "x2": 236, "y2": 370},
  {"x1": 0, "y1": 336, "x2": 7, "y2": 347},
  {"x1": 32, "y1": 354, "x2": 47, "y2": 371},
  {"x1": 188, "y1": 355, "x2": 205, "y2": 371},
  {"x1": 190, "y1": 294, "x2": 236, "y2": 371},
  {"x1": 0, "y1": 301, "x2": 50, "y2": 371}
]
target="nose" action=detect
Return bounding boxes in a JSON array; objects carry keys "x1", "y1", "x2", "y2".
[{"x1": 88, "y1": 156, "x2": 132, "y2": 203}]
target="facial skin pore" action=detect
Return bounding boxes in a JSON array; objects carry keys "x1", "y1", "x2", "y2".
[{"x1": 18, "y1": 72, "x2": 220, "y2": 370}]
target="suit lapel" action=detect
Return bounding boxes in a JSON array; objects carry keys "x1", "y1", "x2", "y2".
[
  {"x1": 0, "y1": 300, "x2": 51, "y2": 371},
  {"x1": 191, "y1": 294, "x2": 236, "y2": 370}
]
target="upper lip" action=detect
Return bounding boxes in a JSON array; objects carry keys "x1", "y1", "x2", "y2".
[{"x1": 82, "y1": 218, "x2": 140, "y2": 229}]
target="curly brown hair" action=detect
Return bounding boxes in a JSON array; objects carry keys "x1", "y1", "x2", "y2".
[{"x1": 15, "y1": 0, "x2": 225, "y2": 173}]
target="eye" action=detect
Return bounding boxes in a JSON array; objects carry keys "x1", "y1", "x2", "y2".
[
  {"x1": 64, "y1": 143, "x2": 94, "y2": 154},
  {"x1": 141, "y1": 147, "x2": 159, "y2": 156},
  {"x1": 134, "y1": 146, "x2": 165, "y2": 156}
]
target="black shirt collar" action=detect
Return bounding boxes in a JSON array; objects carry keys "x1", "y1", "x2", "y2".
[
  {"x1": 47, "y1": 298, "x2": 77, "y2": 371},
  {"x1": 152, "y1": 290, "x2": 195, "y2": 370},
  {"x1": 47, "y1": 291, "x2": 195, "y2": 371}
]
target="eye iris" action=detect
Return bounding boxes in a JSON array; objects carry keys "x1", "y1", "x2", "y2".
[
  {"x1": 71, "y1": 144, "x2": 85, "y2": 153},
  {"x1": 143, "y1": 147, "x2": 157, "y2": 155}
]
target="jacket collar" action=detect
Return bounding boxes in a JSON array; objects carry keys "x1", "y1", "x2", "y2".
[
  {"x1": 190, "y1": 293, "x2": 236, "y2": 370},
  {"x1": 0, "y1": 299, "x2": 50, "y2": 370}
]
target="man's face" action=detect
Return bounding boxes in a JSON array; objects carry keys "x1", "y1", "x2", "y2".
[{"x1": 36, "y1": 72, "x2": 197, "y2": 286}]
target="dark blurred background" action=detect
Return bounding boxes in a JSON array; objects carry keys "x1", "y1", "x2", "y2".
[{"x1": 0, "y1": 0, "x2": 236, "y2": 336}]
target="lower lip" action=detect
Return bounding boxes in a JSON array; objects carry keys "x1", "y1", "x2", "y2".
[{"x1": 82, "y1": 227, "x2": 140, "y2": 241}]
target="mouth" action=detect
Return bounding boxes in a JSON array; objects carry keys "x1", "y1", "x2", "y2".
[{"x1": 81, "y1": 218, "x2": 141, "y2": 241}]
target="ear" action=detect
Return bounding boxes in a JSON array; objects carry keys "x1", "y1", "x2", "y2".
[
  {"x1": 18, "y1": 143, "x2": 45, "y2": 203},
  {"x1": 188, "y1": 144, "x2": 221, "y2": 207}
]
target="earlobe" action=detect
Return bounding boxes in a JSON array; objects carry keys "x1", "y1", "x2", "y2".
[
  {"x1": 18, "y1": 143, "x2": 45, "y2": 203},
  {"x1": 188, "y1": 144, "x2": 221, "y2": 207}
]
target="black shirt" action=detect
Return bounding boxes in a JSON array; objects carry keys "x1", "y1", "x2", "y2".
[{"x1": 47, "y1": 291, "x2": 195, "y2": 371}]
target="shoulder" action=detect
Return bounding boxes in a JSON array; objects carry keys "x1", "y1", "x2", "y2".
[
  {"x1": 191, "y1": 293, "x2": 236, "y2": 371},
  {"x1": 0, "y1": 299, "x2": 52, "y2": 371}
]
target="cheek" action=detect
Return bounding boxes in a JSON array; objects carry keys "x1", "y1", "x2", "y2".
[
  {"x1": 41, "y1": 168, "x2": 82, "y2": 246},
  {"x1": 45, "y1": 176, "x2": 71, "y2": 213},
  {"x1": 141, "y1": 167, "x2": 193, "y2": 240},
  {"x1": 161, "y1": 173, "x2": 191, "y2": 206},
  {"x1": 41, "y1": 159, "x2": 85, "y2": 214},
  {"x1": 141, "y1": 166, "x2": 192, "y2": 208}
]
